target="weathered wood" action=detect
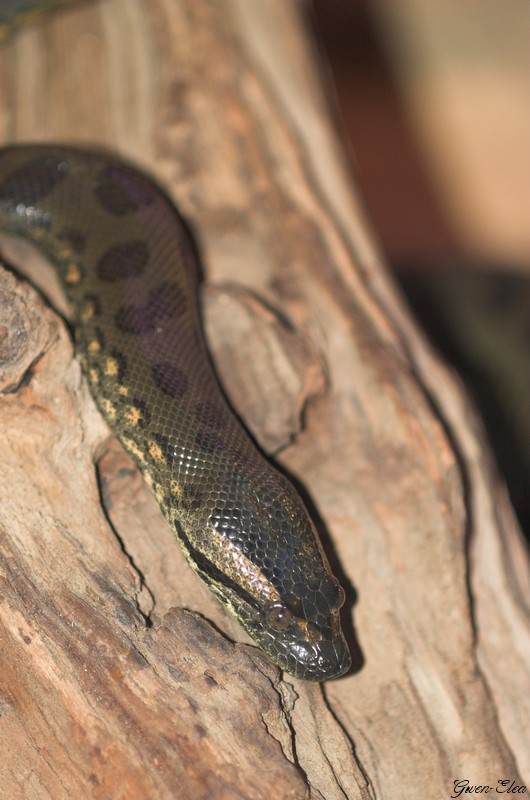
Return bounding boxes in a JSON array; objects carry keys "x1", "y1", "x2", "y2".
[{"x1": 0, "y1": 1, "x2": 528, "y2": 798}]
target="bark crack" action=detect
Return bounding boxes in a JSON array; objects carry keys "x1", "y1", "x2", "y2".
[{"x1": 95, "y1": 461, "x2": 155, "y2": 628}]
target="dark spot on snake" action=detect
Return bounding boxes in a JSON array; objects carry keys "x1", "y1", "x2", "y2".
[
  {"x1": 148, "y1": 282, "x2": 187, "y2": 318},
  {"x1": 195, "y1": 431, "x2": 225, "y2": 454},
  {"x1": 194, "y1": 401, "x2": 226, "y2": 428},
  {"x1": 57, "y1": 227, "x2": 86, "y2": 254},
  {"x1": 114, "y1": 303, "x2": 156, "y2": 335},
  {"x1": 96, "y1": 240, "x2": 149, "y2": 282},
  {"x1": 94, "y1": 163, "x2": 156, "y2": 216},
  {"x1": 151, "y1": 362, "x2": 189, "y2": 398},
  {"x1": 0, "y1": 155, "x2": 67, "y2": 205},
  {"x1": 113, "y1": 282, "x2": 186, "y2": 337}
]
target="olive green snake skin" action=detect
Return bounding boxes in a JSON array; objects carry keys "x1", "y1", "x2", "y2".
[{"x1": 0, "y1": 144, "x2": 350, "y2": 680}]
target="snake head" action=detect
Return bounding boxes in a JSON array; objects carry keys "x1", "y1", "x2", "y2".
[
  {"x1": 208, "y1": 561, "x2": 351, "y2": 681},
  {"x1": 256, "y1": 574, "x2": 351, "y2": 681},
  {"x1": 190, "y1": 476, "x2": 352, "y2": 681}
]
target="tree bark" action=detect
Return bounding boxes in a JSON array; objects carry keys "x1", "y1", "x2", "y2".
[{"x1": 0, "y1": 2, "x2": 528, "y2": 799}]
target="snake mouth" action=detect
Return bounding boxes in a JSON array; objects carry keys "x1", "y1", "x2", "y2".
[{"x1": 279, "y1": 634, "x2": 352, "y2": 682}]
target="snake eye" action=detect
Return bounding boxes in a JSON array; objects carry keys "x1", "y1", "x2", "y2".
[
  {"x1": 266, "y1": 603, "x2": 293, "y2": 631},
  {"x1": 337, "y1": 585, "x2": 346, "y2": 608}
]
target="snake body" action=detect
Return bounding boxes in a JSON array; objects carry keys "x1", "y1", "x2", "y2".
[{"x1": 0, "y1": 145, "x2": 350, "y2": 680}]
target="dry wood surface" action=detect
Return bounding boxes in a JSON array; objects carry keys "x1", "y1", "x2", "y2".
[{"x1": 0, "y1": 2, "x2": 528, "y2": 799}]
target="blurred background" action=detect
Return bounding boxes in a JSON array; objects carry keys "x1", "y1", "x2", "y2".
[{"x1": 311, "y1": 0, "x2": 530, "y2": 537}]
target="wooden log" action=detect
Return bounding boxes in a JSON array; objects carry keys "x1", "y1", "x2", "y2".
[{"x1": 0, "y1": 1, "x2": 528, "y2": 798}]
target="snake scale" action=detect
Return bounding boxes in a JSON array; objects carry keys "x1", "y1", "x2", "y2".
[{"x1": 0, "y1": 145, "x2": 350, "y2": 680}]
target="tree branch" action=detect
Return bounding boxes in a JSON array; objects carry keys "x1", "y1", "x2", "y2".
[{"x1": 0, "y1": 1, "x2": 528, "y2": 797}]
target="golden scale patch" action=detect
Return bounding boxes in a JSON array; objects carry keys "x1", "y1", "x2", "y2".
[
  {"x1": 64, "y1": 262, "x2": 82, "y2": 284},
  {"x1": 148, "y1": 441, "x2": 165, "y2": 464},
  {"x1": 101, "y1": 397, "x2": 116, "y2": 420},
  {"x1": 80, "y1": 301, "x2": 95, "y2": 322},
  {"x1": 125, "y1": 405, "x2": 143, "y2": 427},
  {"x1": 105, "y1": 357, "x2": 119, "y2": 377}
]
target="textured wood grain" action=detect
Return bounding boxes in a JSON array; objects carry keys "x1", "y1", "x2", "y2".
[{"x1": 0, "y1": 1, "x2": 528, "y2": 798}]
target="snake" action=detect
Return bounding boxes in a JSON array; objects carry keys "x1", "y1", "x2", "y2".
[{"x1": 0, "y1": 7, "x2": 351, "y2": 680}]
